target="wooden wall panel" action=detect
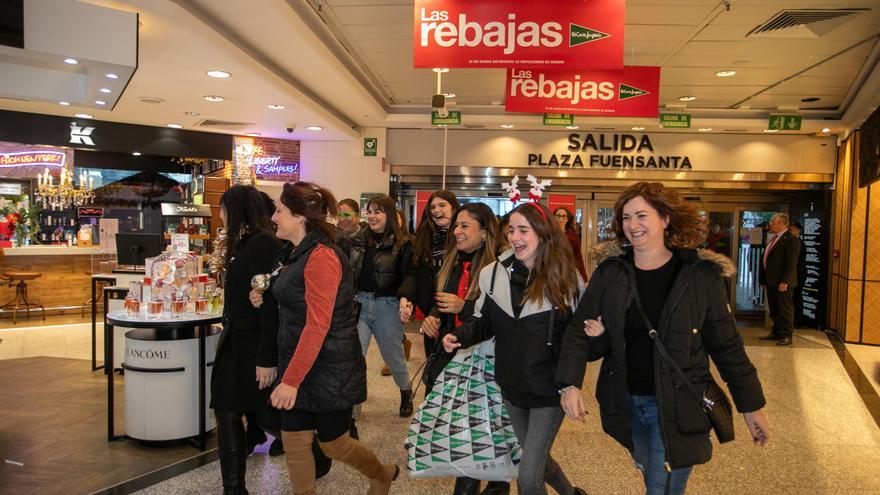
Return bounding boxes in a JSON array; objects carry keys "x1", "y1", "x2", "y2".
[{"x1": 1, "y1": 255, "x2": 92, "y2": 311}]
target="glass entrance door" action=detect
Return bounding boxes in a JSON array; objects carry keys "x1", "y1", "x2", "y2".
[{"x1": 735, "y1": 210, "x2": 779, "y2": 314}]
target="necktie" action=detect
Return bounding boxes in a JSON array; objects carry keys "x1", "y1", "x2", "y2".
[
  {"x1": 454, "y1": 261, "x2": 471, "y2": 328},
  {"x1": 763, "y1": 234, "x2": 779, "y2": 269}
]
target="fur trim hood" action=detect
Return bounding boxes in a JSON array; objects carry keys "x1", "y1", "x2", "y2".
[{"x1": 593, "y1": 241, "x2": 736, "y2": 278}]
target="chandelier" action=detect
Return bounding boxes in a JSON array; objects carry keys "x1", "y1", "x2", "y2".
[{"x1": 35, "y1": 166, "x2": 95, "y2": 210}]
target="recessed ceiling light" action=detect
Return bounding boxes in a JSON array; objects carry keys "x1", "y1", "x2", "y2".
[
  {"x1": 245, "y1": 132, "x2": 261, "y2": 137},
  {"x1": 268, "y1": 104, "x2": 285, "y2": 110},
  {"x1": 95, "y1": 100, "x2": 106, "y2": 105},
  {"x1": 106, "y1": 73, "x2": 118, "y2": 79},
  {"x1": 443, "y1": 93, "x2": 456, "y2": 98},
  {"x1": 206, "y1": 70, "x2": 231, "y2": 79},
  {"x1": 632, "y1": 126, "x2": 645, "y2": 131},
  {"x1": 763, "y1": 129, "x2": 778, "y2": 133},
  {"x1": 566, "y1": 125, "x2": 579, "y2": 130},
  {"x1": 698, "y1": 128, "x2": 712, "y2": 132},
  {"x1": 167, "y1": 123, "x2": 182, "y2": 129},
  {"x1": 184, "y1": 111, "x2": 200, "y2": 116},
  {"x1": 64, "y1": 58, "x2": 78, "y2": 65},
  {"x1": 132, "y1": 151, "x2": 142, "y2": 156},
  {"x1": 306, "y1": 126, "x2": 323, "y2": 131},
  {"x1": 204, "y1": 95, "x2": 224, "y2": 102},
  {"x1": 678, "y1": 95, "x2": 696, "y2": 102},
  {"x1": 59, "y1": 101, "x2": 70, "y2": 106},
  {"x1": 501, "y1": 124, "x2": 514, "y2": 129},
  {"x1": 99, "y1": 88, "x2": 111, "y2": 94},
  {"x1": 715, "y1": 70, "x2": 736, "y2": 77},
  {"x1": 74, "y1": 113, "x2": 93, "y2": 119},
  {"x1": 822, "y1": 127, "x2": 831, "y2": 133},
  {"x1": 432, "y1": 68, "x2": 450, "y2": 73},
  {"x1": 801, "y1": 97, "x2": 821, "y2": 102}
]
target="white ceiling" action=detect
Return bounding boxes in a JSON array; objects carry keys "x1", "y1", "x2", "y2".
[{"x1": 0, "y1": 0, "x2": 879, "y2": 140}]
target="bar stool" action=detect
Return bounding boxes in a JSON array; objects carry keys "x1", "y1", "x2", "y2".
[{"x1": 1, "y1": 271, "x2": 46, "y2": 324}]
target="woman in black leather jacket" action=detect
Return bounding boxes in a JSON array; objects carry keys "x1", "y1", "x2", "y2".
[{"x1": 348, "y1": 194, "x2": 415, "y2": 418}]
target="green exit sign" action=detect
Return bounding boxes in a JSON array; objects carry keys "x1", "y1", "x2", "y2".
[
  {"x1": 660, "y1": 113, "x2": 690, "y2": 128},
  {"x1": 768, "y1": 115, "x2": 801, "y2": 131},
  {"x1": 543, "y1": 113, "x2": 574, "y2": 126},
  {"x1": 432, "y1": 111, "x2": 461, "y2": 126}
]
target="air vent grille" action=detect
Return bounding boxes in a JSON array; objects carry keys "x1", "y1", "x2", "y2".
[
  {"x1": 747, "y1": 9, "x2": 868, "y2": 38},
  {"x1": 196, "y1": 119, "x2": 255, "y2": 131}
]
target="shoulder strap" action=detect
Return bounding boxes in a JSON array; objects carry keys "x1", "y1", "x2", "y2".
[
  {"x1": 630, "y1": 286, "x2": 712, "y2": 411},
  {"x1": 488, "y1": 261, "x2": 499, "y2": 296}
]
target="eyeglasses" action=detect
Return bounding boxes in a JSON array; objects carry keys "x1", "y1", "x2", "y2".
[{"x1": 338, "y1": 211, "x2": 358, "y2": 219}]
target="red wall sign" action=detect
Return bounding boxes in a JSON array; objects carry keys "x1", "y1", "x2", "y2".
[
  {"x1": 413, "y1": 0, "x2": 624, "y2": 69},
  {"x1": 547, "y1": 193, "x2": 577, "y2": 218},
  {"x1": 415, "y1": 190, "x2": 434, "y2": 228},
  {"x1": 505, "y1": 66, "x2": 661, "y2": 117}
]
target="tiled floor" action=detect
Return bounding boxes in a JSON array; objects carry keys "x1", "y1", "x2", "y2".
[{"x1": 2, "y1": 324, "x2": 880, "y2": 494}]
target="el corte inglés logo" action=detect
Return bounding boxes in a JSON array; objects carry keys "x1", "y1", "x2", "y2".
[
  {"x1": 569, "y1": 23, "x2": 610, "y2": 47},
  {"x1": 618, "y1": 83, "x2": 649, "y2": 100}
]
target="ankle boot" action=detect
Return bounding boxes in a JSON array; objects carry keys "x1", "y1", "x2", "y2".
[
  {"x1": 319, "y1": 434, "x2": 399, "y2": 495},
  {"x1": 281, "y1": 431, "x2": 318, "y2": 495},
  {"x1": 481, "y1": 481, "x2": 511, "y2": 495},
  {"x1": 399, "y1": 388, "x2": 414, "y2": 417},
  {"x1": 453, "y1": 476, "x2": 481, "y2": 495}
]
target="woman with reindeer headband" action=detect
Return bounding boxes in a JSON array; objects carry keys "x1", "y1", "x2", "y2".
[{"x1": 441, "y1": 177, "x2": 587, "y2": 495}]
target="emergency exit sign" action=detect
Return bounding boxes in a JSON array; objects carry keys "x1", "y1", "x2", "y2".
[
  {"x1": 543, "y1": 113, "x2": 575, "y2": 126},
  {"x1": 660, "y1": 113, "x2": 690, "y2": 128},
  {"x1": 432, "y1": 111, "x2": 461, "y2": 126},
  {"x1": 768, "y1": 115, "x2": 801, "y2": 131}
]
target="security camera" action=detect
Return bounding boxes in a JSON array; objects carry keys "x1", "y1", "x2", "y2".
[
  {"x1": 285, "y1": 123, "x2": 296, "y2": 133},
  {"x1": 286, "y1": 127, "x2": 294, "y2": 133}
]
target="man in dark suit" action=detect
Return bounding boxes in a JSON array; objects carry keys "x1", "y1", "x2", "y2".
[
  {"x1": 789, "y1": 222, "x2": 808, "y2": 326},
  {"x1": 758, "y1": 213, "x2": 801, "y2": 346}
]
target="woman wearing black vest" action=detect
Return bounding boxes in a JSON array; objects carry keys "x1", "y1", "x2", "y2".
[
  {"x1": 253, "y1": 182, "x2": 397, "y2": 495},
  {"x1": 210, "y1": 185, "x2": 282, "y2": 495}
]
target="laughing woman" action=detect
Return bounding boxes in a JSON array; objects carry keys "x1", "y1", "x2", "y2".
[
  {"x1": 254, "y1": 182, "x2": 398, "y2": 495},
  {"x1": 442, "y1": 202, "x2": 587, "y2": 495}
]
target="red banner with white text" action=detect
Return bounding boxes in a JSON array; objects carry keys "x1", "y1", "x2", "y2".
[
  {"x1": 413, "y1": 0, "x2": 624, "y2": 69},
  {"x1": 505, "y1": 66, "x2": 661, "y2": 117}
]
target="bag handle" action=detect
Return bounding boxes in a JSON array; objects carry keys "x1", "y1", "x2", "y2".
[{"x1": 630, "y1": 287, "x2": 717, "y2": 412}]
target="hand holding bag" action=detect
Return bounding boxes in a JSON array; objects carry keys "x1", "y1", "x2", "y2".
[{"x1": 631, "y1": 290, "x2": 735, "y2": 444}]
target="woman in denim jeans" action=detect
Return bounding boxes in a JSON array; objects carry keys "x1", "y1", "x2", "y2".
[
  {"x1": 442, "y1": 202, "x2": 586, "y2": 495},
  {"x1": 348, "y1": 194, "x2": 415, "y2": 419},
  {"x1": 557, "y1": 182, "x2": 770, "y2": 495}
]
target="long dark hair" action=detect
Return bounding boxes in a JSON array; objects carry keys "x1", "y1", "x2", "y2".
[
  {"x1": 413, "y1": 190, "x2": 459, "y2": 263},
  {"x1": 219, "y1": 185, "x2": 278, "y2": 268},
  {"x1": 554, "y1": 207, "x2": 576, "y2": 234},
  {"x1": 612, "y1": 182, "x2": 706, "y2": 249},
  {"x1": 508, "y1": 202, "x2": 579, "y2": 311},
  {"x1": 280, "y1": 182, "x2": 338, "y2": 242},
  {"x1": 366, "y1": 194, "x2": 408, "y2": 247},
  {"x1": 436, "y1": 203, "x2": 501, "y2": 301}
]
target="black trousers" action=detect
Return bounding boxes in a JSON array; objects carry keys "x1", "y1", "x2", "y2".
[{"x1": 766, "y1": 285, "x2": 795, "y2": 337}]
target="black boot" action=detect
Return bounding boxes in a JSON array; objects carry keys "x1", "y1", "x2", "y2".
[
  {"x1": 481, "y1": 481, "x2": 510, "y2": 495},
  {"x1": 349, "y1": 418, "x2": 360, "y2": 440},
  {"x1": 399, "y1": 388, "x2": 414, "y2": 417},
  {"x1": 216, "y1": 411, "x2": 249, "y2": 495},
  {"x1": 453, "y1": 476, "x2": 481, "y2": 495},
  {"x1": 268, "y1": 436, "x2": 284, "y2": 456},
  {"x1": 311, "y1": 434, "x2": 333, "y2": 480}
]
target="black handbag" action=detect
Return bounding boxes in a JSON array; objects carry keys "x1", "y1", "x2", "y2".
[
  {"x1": 421, "y1": 340, "x2": 456, "y2": 389},
  {"x1": 631, "y1": 290, "x2": 735, "y2": 444}
]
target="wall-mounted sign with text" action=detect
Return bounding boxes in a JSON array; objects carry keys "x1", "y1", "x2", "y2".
[
  {"x1": 543, "y1": 113, "x2": 574, "y2": 126},
  {"x1": 364, "y1": 138, "x2": 378, "y2": 156},
  {"x1": 0, "y1": 150, "x2": 66, "y2": 168},
  {"x1": 527, "y1": 133, "x2": 693, "y2": 170},
  {"x1": 413, "y1": 0, "x2": 624, "y2": 69},
  {"x1": 660, "y1": 113, "x2": 690, "y2": 129},
  {"x1": 505, "y1": 66, "x2": 660, "y2": 117},
  {"x1": 432, "y1": 110, "x2": 462, "y2": 126}
]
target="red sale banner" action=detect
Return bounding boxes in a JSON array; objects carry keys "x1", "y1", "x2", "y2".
[
  {"x1": 505, "y1": 66, "x2": 661, "y2": 117},
  {"x1": 413, "y1": 0, "x2": 624, "y2": 69},
  {"x1": 415, "y1": 190, "x2": 434, "y2": 227}
]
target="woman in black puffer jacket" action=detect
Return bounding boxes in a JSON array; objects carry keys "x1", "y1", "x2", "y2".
[
  {"x1": 252, "y1": 182, "x2": 398, "y2": 495},
  {"x1": 557, "y1": 182, "x2": 770, "y2": 495}
]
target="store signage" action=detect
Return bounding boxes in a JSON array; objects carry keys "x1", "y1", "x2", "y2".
[
  {"x1": 69, "y1": 123, "x2": 95, "y2": 146},
  {"x1": 78, "y1": 207, "x2": 104, "y2": 217},
  {"x1": 364, "y1": 137, "x2": 378, "y2": 157},
  {"x1": 527, "y1": 133, "x2": 693, "y2": 169},
  {"x1": 432, "y1": 110, "x2": 462, "y2": 126},
  {"x1": 505, "y1": 66, "x2": 660, "y2": 117},
  {"x1": 126, "y1": 347, "x2": 170, "y2": 360},
  {"x1": 0, "y1": 183, "x2": 22, "y2": 195},
  {"x1": 660, "y1": 113, "x2": 690, "y2": 129},
  {"x1": 254, "y1": 163, "x2": 299, "y2": 175},
  {"x1": 413, "y1": 0, "x2": 625, "y2": 69},
  {"x1": 800, "y1": 211, "x2": 825, "y2": 327},
  {"x1": 413, "y1": 0, "x2": 624, "y2": 69},
  {"x1": 160, "y1": 203, "x2": 212, "y2": 217},
  {"x1": 543, "y1": 113, "x2": 574, "y2": 126},
  {"x1": 0, "y1": 150, "x2": 66, "y2": 168},
  {"x1": 768, "y1": 115, "x2": 802, "y2": 131}
]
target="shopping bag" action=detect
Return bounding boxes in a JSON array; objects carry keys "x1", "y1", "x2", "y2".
[{"x1": 404, "y1": 339, "x2": 520, "y2": 481}]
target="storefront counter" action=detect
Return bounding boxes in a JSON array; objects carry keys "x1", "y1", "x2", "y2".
[{"x1": 0, "y1": 246, "x2": 109, "y2": 313}]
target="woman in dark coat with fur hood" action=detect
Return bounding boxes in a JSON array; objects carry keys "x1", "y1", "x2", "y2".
[{"x1": 556, "y1": 182, "x2": 770, "y2": 495}]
